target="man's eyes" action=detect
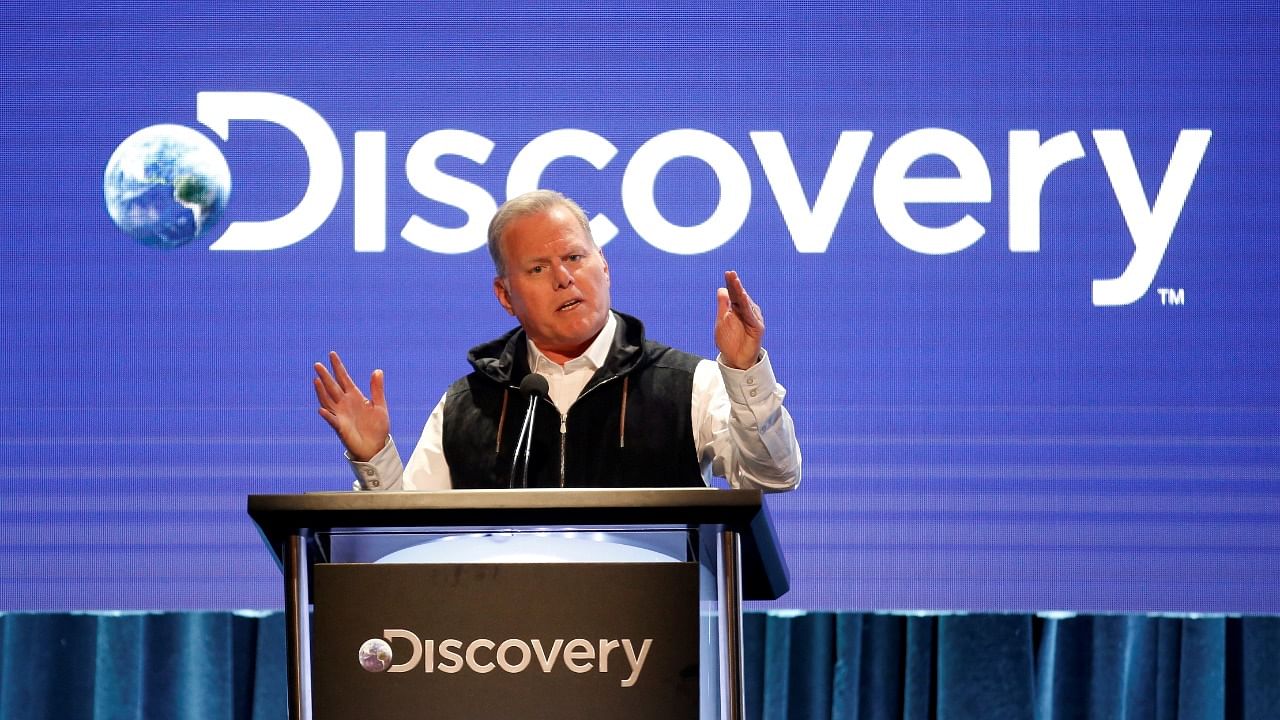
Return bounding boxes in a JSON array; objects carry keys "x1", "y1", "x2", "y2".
[{"x1": 527, "y1": 255, "x2": 584, "y2": 274}]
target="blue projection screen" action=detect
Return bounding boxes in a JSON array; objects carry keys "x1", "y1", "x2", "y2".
[{"x1": 1, "y1": 2, "x2": 1277, "y2": 613}]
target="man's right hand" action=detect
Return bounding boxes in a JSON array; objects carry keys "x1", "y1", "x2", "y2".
[{"x1": 313, "y1": 351, "x2": 390, "y2": 462}]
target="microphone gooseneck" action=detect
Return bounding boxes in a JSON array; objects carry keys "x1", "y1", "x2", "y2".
[{"x1": 508, "y1": 374, "x2": 549, "y2": 488}]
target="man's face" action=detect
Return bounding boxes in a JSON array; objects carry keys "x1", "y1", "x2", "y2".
[{"x1": 493, "y1": 205, "x2": 611, "y2": 363}]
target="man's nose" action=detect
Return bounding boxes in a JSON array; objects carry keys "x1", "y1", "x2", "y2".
[{"x1": 553, "y1": 263, "x2": 574, "y2": 288}]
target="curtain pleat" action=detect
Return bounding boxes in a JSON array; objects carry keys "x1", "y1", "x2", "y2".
[
  {"x1": 93, "y1": 613, "x2": 144, "y2": 720},
  {"x1": 937, "y1": 615, "x2": 1035, "y2": 720},
  {"x1": 830, "y1": 613, "x2": 864, "y2": 719},
  {"x1": 1, "y1": 611, "x2": 1276, "y2": 719},
  {"x1": 862, "y1": 614, "x2": 910, "y2": 720},
  {"x1": 250, "y1": 613, "x2": 286, "y2": 720},
  {"x1": 1, "y1": 613, "x2": 98, "y2": 719},
  {"x1": 902, "y1": 616, "x2": 936, "y2": 720},
  {"x1": 1239, "y1": 618, "x2": 1280, "y2": 719}
]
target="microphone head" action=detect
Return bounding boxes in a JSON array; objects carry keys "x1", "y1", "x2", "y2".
[{"x1": 518, "y1": 373, "x2": 549, "y2": 398}]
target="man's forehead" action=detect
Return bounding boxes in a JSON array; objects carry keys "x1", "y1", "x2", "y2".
[
  {"x1": 508, "y1": 237, "x2": 594, "y2": 262},
  {"x1": 502, "y1": 215, "x2": 593, "y2": 255}
]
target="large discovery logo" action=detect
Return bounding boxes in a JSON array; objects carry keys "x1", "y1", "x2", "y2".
[{"x1": 105, "y1": 91, "x2": 1213, "y2": 306}]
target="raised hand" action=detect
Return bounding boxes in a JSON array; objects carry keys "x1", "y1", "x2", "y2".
[
  {"x1": 313, "y1": 351, "x2": 390, "y2": 462},
  {"x1": 715, "y1": 270, "x2": 766, "y2": 370}
]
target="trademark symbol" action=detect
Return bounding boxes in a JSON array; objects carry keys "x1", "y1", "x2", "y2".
[{"x1": 1157, "y1": 288, "x2": 1186, "y2": 306}]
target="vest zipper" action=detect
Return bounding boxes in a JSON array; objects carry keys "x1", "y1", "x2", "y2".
[
  {"x1": 559, "y1": 412, "x2": 567, "y2": 487},
  {"x1": 556, "y1": 375, "x2": 622, "y2": 488}
]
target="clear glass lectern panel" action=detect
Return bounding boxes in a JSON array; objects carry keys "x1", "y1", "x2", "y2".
[
  {"x1": 325, "y1": 526, "x2": 691, "y2": 564},
  {"x1": 313, "y1": 523, "x2": 732, "y2": 720}
]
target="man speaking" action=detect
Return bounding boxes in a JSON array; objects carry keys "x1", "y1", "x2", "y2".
[{"x1": 314, "y1": 190, "x2": 800, "y2": 492}]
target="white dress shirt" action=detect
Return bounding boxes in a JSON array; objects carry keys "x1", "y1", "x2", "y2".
[{"x1": 349, "y1": 312, "x2": 800, "y2": 492}]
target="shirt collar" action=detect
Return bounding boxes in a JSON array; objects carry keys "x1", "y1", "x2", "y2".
[{"x1": 527, "y1": 311, "x2": 617, "y2": 375}]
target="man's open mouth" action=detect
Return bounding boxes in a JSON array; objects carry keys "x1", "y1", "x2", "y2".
[{"x1": 557, "y1": 299, "x2": 582, "y2": 312}]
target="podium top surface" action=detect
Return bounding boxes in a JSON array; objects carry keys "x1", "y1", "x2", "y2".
[
  {"x1": 247, "y1": 487, "x2": 789, "y2": 600},
  {"x1": 249, "y1": 487, "x2": 764, "y2": 533}
]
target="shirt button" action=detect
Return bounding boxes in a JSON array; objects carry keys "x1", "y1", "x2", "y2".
[
  {"x1": 749, "y1": 389, "x2": 758, "y2": 398},
  {"x1": 746, "y1": 376, "x2": 756, "y2": 386},
  {"x1": 369, "y1": 479, "x2": 380, "y2": 488}
]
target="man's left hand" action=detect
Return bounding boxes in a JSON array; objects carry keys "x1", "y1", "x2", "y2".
[{"x1": 715, "y1": 270, "x2": 766, "y2": 370}]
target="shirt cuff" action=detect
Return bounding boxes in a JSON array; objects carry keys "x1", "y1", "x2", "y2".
[
  {"x1": 717, "y1": 349, "x2": 780, "y2": 407},
  {"x1": 347, "y1": 435, "x2": 403, "y2": 491}
]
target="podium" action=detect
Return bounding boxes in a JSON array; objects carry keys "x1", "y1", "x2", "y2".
[{"x1": 248, "y1": 488, "x2": 789, "y2": 720}]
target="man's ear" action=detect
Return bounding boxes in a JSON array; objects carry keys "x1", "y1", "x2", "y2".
[{"x1": 493, "y1": 276, "x2": 515, "y2": 316}]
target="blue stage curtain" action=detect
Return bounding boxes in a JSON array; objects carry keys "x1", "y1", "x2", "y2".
[
  {"x1": 0, "y1": 612, "x2": 285, "y2": 720},
  {"x1": 742, "y1": 613, "x2": 1280, "y2": 720},
  {"x1": 2, "y1": 612, "x2": 1278, "y2": 719}
]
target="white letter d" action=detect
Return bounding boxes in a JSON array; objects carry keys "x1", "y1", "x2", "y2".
[{"x1": 197, "y1": 92, "x2": 342, "y2": 251}]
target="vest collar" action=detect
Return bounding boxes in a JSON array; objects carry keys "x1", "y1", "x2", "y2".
[{"x1": 467, "y1": 311, "x2": 649, "y2": 387}]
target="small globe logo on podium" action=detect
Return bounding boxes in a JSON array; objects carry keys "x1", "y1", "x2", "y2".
[
  {"x1": 103, "y1": 124, "x2": 231, "y2": 248},
  {"x1": 358, "y1": 638, "x2": 393, "y2": 672}
]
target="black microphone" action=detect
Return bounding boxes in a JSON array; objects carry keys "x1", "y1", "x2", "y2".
[{"x1": 508, "y1": 373, "x2": 549, "y2": 489}]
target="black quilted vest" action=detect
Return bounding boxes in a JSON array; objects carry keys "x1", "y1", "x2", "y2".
[{"x1": 441, "y1": 312, "x2": 705, "y2": 489}]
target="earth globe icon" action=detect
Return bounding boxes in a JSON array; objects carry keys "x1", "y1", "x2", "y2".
[{"x1": 104, "y1": 124, "x2": 231, "y2": 248}]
